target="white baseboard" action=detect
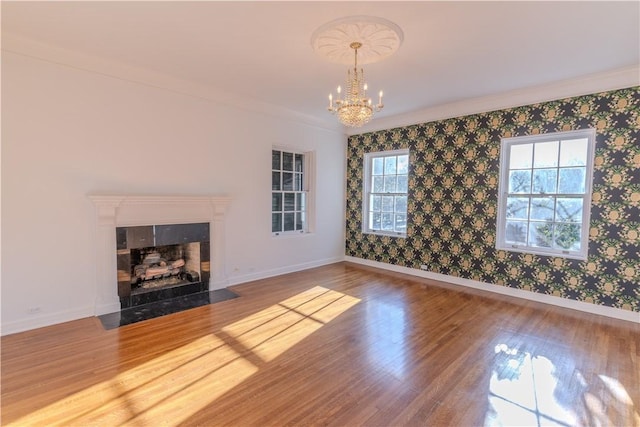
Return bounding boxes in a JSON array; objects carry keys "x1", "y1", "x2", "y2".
[
  {"x1": 95, "y1": 301, "x2": 121, "y2": 317},
  {"x1": 1, "y1": 257, "x2": 343, "y2": 336},
  {"x1": 226, "y1": 256, "x2": 344, "y2": 287},
  {"x1": 1, "y1": 306, "x2": 95, "y2": 336},
  {"x1": 344, "y1": 256, "x2": 640, "y2": 324}
]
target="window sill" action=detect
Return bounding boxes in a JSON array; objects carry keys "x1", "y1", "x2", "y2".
[
  {"x1": 272, "y1": 231, "x2": 313, "y2": 239},
  {"x1": 363, "y1": 230, "x2": 407, "y2": 238},
  {"x1": 496, "y1": 244, "x2": 587, "y2": 260}
]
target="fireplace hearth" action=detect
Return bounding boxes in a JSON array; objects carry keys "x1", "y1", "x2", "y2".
[{"x1": 117, "y1": 223, "x2": 210, "y2": 309}]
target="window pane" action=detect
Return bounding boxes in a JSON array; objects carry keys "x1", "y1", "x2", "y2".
[
  {"x1": 532, "y1": 168, "x2": 557, "y2": 194},
  {"x1": 554, "y1": 223, "x2": 581, "y2": 250},
  {"x1": 295, "y1": 154, "x2": 304, "y2": 172},
  {"x1": 529, "y1": 197, "x2": 554, "y2": 221},
  {"x1": 395, "y1": 196, "x2": 407, "y2": 213},
  {"x1": 283, "y1": 172, "x2": 293, "y2": 191},
  {"x1": 560, "y1": 138, "x2": 588, "y2": 167},
  {"x1": 556, "y1": 198, "x2": 583, "y2": 222},
  {"x1": 384, "y1": 176, "x2": 397, "y2": 192},
  {"x1": 508, "y1": 170, "x2": 531, "y2": 193},
  {"x1": 384, "y1": 156, "x2": 397, "y2": 174},
  {"x1": 382, "y1": 196, "x2": 394, "y2": 212},
  {"x1": 371, "y1": 195, "x2": 381, "y2": 212},
  {"x1": 272, "y1": 193, "x2": 282, "y2": 212},
  {"x1": 282, "y1": 152, "x2": 294, "y2": 171},
  {"x1": 272, "y1": 213, "x2": 282, "y2": 232},
  {"x1": 284, "y1": 213, "x2": 295, "y2": 231},
  {"x1": 373, "y1": 157, "x2": 384, "y2": 175},
  {"x1": 295, "y1": 172, "x2": 303, "y2": 191},
  {"x1": 509, "y1": 143, "x2": 533, "y2": 169},
  {"x1": 272, "y1": 172, "x2": 281, "y2": 190},
  {"x1": 370, "y1": 212, "x2": 381, "y2": 229},
  {"x1": 397, "y1": 155, "x2": 409, "y2": 174},
  {"x1": 506, "y1": 197, "x2": 529, "y2": 220},
  {"x1": 381, "y1": 213, "x2": 394, "y2": 230},
  {"x1": 558, "y1": 167, "x2": 586, "y2": 194},
  {"x1": 296, "y1": 212, "x2": 304, "y2": 230},
  {"x1": 373, "y1": 176, "x2": 384, "y2": 192},
  {"x1": 296, "y1": 193, "x2": 305, "y2": 210},
  {"x1": 534, "y1": 141, "x2": 559, "y2": 168},
  {"x1": 272, "y1": 150, "x2": 281, "y2": 170},
  {"x1": 529, "y1": 222, "x2": 553, "y2": 248},
  {"x1": 505, "y1": 221, "x2": 528, "y2": 244},
  {"x1": 397, "y1": 175, "x2": 408, "y2": 193},
  {"x1": 284, "y1": 192, "x2": 295, "y2": 211},
  {"x1": 395, "y1": 214, "x2": 407, "y2": 232}
]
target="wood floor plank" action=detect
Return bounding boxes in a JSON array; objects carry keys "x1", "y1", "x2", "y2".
[{"x1": 2, "y1": 262, "x2": 639, "y2": 426}]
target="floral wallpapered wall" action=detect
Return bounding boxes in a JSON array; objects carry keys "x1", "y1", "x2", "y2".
[{"x1": 346, "y1": 87, "x2": 639, "y2": 312}]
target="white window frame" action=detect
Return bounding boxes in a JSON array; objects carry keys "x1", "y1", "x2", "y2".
[
  {"x1": 496, "y1": 129, "x2": 596, "y2": 260},
  {"x1": 362, "y1": 149, "x2": 409, "y2": 238},
  {"x1": 272, "y1": 147, "x2": 315, "y2": 237}
]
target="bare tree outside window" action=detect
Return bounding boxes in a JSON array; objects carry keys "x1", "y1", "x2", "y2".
[{"x1": 496, "y1": 129, "x2": 595, "y2": 260}]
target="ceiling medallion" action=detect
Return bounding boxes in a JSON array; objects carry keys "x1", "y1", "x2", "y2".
[{"x1": 311, "y1": 16, "x2": 403, "y2": 127}]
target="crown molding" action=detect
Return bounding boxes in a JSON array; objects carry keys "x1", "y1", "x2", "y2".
[
  {"x1": 6, "y1": 32, "x2": 635, "y2": 138},
  {"x1": 350, "y1": 65, "x2": 640, "y2": 136},
  {"x1": 2, "y1": 33, "x2": 343, "y2": 134}
]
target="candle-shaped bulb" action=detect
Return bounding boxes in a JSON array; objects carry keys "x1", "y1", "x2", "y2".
[
  {"x1": 378, "y1": 90, "x2": 383, "y2": 104},
  {"x1": 329, "y1": 93, "x2": 333, "y2": 108},
  {"x1": 337, "y1": 86, "x2": 342, "y2": 94},
  {"x1": 364, "y1": 83, "x2": 368, "y2": 91}
]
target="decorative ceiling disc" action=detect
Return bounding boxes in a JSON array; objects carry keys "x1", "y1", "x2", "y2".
[{"x1": 311, "y1": 16, "x2": 404, "y2": 65}]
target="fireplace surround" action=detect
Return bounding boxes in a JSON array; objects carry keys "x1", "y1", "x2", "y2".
[{"x1": 89, "y1": 194, "x2": 231, "y2": 315}]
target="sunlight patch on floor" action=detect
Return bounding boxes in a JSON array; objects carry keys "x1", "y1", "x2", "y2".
[
  {"x1": 8, "y1": 286, "x2": 360, "y2": 426},
  {"x1": 487, "y1": 343, "x2": 577, "y2": 426},
  {"x1": 222, "y1": 286, "x2": 360, "y2": 362},
  {"x1": 9, "y1": 334, "x2": 257, "y2": 426},
  {"x1": 485, "y1": 343, "x2": 639, "y2": 427}
]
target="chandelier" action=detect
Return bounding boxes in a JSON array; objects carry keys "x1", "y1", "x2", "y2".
[
  {"x1": 327, "y1": 42, "x2": 383, "y2": 128},
  {"x1": 312, "y1": 16, "x2": 402, "y2": 129}
]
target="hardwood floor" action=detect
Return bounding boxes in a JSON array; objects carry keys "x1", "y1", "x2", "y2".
[{"x1": 2, "y1": 262, "x2": 639, "y2": 426}]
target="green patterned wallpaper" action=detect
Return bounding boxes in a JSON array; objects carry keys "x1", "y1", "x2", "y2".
[{"x1": 346, "y1": 87, "x2": 640, "y2": 312}]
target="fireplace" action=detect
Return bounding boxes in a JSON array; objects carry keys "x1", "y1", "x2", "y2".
[
  {"x1": 89, "y1": 194, "x2": 231, "y2": 315},
  {"x1": 116, "y1": 223, "x2": 210, "y2": 308}
]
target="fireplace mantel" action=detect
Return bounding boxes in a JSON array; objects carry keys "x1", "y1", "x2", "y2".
[{"x1": 89, "y1": 194, "x2": 231, "y2": 315}]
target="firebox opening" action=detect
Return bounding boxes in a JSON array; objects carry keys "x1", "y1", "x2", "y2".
[
  {"x1": 116, "y1": 222, "x2": 211, "y2": 309},
  {"x1": 130, "y1": 242, "x2": 201, "y2": 295}
]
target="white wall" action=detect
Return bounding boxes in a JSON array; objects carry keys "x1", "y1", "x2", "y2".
[{"x1": 1, "y1": 52, "x2": 346, "y2": 334}]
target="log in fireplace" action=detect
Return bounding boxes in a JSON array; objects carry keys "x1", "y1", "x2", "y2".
[{"x1": 116, "y1": 223, "x2": 210, "y2": 308}]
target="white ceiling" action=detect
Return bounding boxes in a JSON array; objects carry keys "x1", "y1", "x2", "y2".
[{"x1": 2, "y1": 1, "x2": 639, "y2": 133}]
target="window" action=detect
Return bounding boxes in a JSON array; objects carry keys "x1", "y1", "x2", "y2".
[
  {"x1": 272, "y1": 149, "x2": 309, "y2": 235},
  {"x1": 363, "y1": 149, "x2": 409, "y2": 237},
  {"x1": 496, "y1": 129, "x2": 596, "y2": 259}
]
